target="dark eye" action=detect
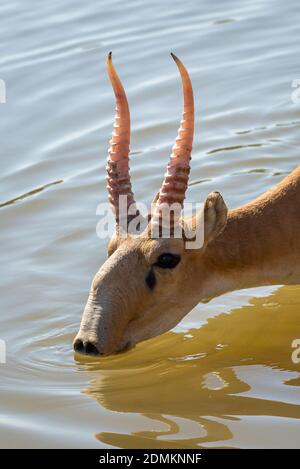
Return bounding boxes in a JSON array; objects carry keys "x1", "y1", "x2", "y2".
[{"x1": 155, "y1": 253, "x2": 181, "y2": 269}]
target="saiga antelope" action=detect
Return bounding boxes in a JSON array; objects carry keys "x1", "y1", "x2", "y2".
[{"x1": 74, "y1": 53, "x2": 300, "y2": 356}]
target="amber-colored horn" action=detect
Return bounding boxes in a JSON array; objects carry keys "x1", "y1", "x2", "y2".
[
  {"x1": 156, "y1": 53, "x2": 194, "y2": 208},
  {"x1": 106, "y1": 52, "x2": 137, "y2": 223}
]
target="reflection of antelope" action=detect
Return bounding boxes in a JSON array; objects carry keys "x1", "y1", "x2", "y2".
[
  {"x1": 74, "y1": 53, "x2": 300, "y2": 356},
  {"x1": 85, "y1": 287, "x2": 300, "y2": 448}
]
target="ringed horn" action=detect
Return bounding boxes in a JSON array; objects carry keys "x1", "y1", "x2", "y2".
[
  {"x1": 106, "y1": 52, "x2": 194, "y2": 230},
  {"x1": 152, "y1": 53, "x2": 195, "y2": 228},
  {"x1": 106, "y1": 52, "x2": 139, "y2": 225}
]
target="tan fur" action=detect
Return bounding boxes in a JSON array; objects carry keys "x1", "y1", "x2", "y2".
[{"x1": 74, "y1": 165, "x2": 300, "y2": 356}]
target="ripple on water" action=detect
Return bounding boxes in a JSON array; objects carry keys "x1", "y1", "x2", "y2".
[{"x1": 1, "y1": 0, "x2": 300, "y2": 449}]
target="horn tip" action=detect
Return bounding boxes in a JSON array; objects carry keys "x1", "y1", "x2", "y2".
[
  {"x1": 108, "y1": 51, "x2": 112, "y2": 61},
  {"x1": 170, "y1": 52, "x2": 179, "y2": 63}
]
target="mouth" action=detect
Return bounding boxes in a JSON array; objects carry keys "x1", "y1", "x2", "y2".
[{"x1": 116, "y1": 341, "x2": 134, "y2": 354}]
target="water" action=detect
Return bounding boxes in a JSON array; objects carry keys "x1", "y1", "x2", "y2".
[{"x1": 1, "y1": 0, "x2": 300, "y2": 448}]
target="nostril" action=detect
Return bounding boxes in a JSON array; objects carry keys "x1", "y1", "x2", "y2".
[
  {"x1": 73, "y1": 338, "x2": 100, "y2": 356},
  {"x1": 84, "y1": 341, "x2": 100, "y2": 356}
]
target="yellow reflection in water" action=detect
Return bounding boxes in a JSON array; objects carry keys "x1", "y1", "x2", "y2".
[{"x1": 78, "y1": 286, "x2": 300, "y2": 448}]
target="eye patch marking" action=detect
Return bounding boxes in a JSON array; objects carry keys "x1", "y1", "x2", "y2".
[{"x1": 145, "y1": 268, "x2": 156, "y2": 290}]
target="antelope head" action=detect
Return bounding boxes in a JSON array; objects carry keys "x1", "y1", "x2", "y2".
[{"x1": 73, "y1": 53, "x2": 228, "y2": 356}]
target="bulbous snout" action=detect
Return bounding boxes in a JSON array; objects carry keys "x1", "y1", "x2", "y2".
[
  {"x1": 74, "y1": 247, "x2": 140, "y2": 357},
  {"x1": 73, "y1": 298, "x2": 105, "y2": 356},
  {"x1": 73, "y1": 284, "x2": 130, "y2": 357}
]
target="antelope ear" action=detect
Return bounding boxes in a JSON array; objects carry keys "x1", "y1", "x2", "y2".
[
  {"x1": 107, "y1": 227, "x2": 130, "y2": 257},
  {"x1": 203, "y1": 192, "x2": 228, "y2": 244},
  {"x1": 182, "y1": 191, "x2": 228, "y2": 249},
  {"x1": 107, "y1": 232, "x2": 119, "y2": 256}
]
